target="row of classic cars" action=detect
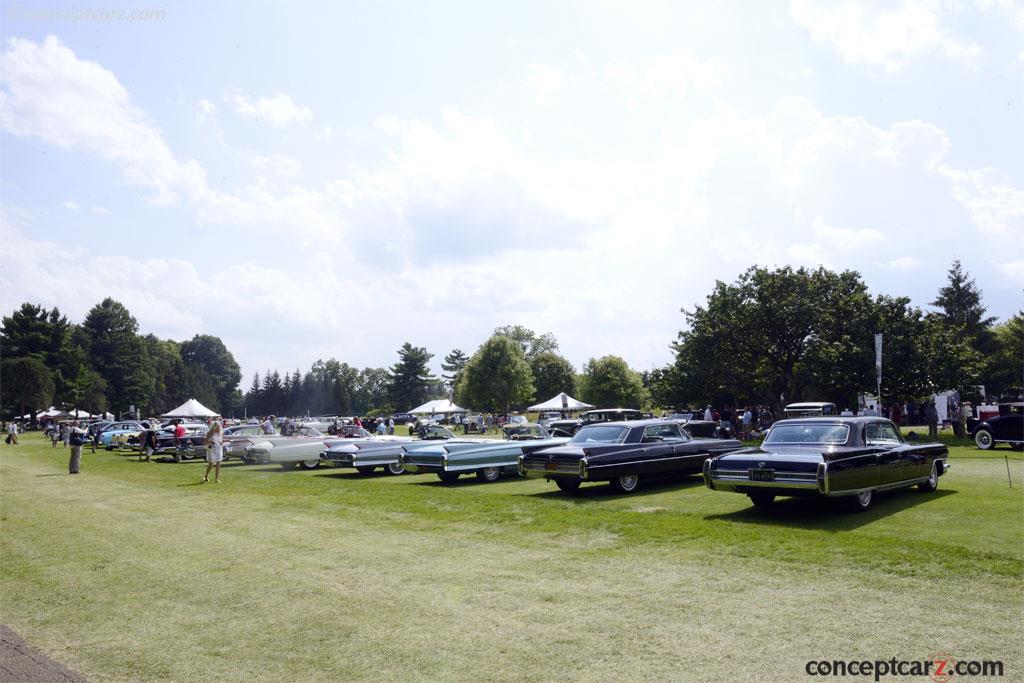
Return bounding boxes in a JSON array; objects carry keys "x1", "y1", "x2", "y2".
[{"x1": 91, "y1": 411, "x2": 953, "y2": 514}]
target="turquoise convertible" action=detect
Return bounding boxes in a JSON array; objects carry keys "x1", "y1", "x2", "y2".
[{"x1": 400, "y1": 424, "x2": 569, "y2": 483}]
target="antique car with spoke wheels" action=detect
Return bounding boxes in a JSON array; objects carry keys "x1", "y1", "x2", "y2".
[
  {"x1": 703, "y1": 416, "x2": 949, "y2": 512},
  {"x1": 519, "y1": 419, "x2": 742, "y2": 494},
  {"x1": 401, "y1": 424, "x2": 568, "y2": 483},
  {"x1": 971, "y1": 403, "x2": 1023, "y2": 451}
]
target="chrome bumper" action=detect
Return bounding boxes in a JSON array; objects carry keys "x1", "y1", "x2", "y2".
[
  {"x1": 518, "y1": 458, "x2": 585, "y2": 479},
  {"x1": 704, "y1": 458, "x2": 826, "y2": 494}
]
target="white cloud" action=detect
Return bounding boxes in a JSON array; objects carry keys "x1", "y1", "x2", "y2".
[
  {"x1": 605, "y1": 49, "x2": 728, "y2": 100},
  {"x1": 996, "y1": 259, "x2": 1024, "y2": 282},
  {"x1": 230, "y1": 92, "x2": 312, "y2": 128},
  {"x1": 790, "y1": 0, "x2": 982, "y2": 70},
  {"x1": 0, "y1": 35, "x2": 208, "y2": 205},
  {"x1": 876, "y1": 256, "x2": 922, "y2": 271},
  {"x1": 0, "y1": 37, "x2": 344, "y2": 244},
  {"x1": 242, "y1": 151, "x2": 302, "y2": 177},
  {"x1": 195, "y1": 98, "x2": 216, "y2": 123},
  {"x1": 526, "y1": 63, "x2": 564, "y2": 100},
  {"x1": 939, "y1": 165, "x2": 1024, "y2": 235},
  {"x1": 90, "y1": 205, "x2": 110, "y2": 215},
  {"x1": 63, "y1": 200, "x2": 78, "y2": 210}
]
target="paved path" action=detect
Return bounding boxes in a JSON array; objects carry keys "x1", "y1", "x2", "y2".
[{"x1": 0, "y1": 625, "x2": 86, "y2": 682}]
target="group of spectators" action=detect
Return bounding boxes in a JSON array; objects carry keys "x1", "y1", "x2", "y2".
[{"x1": 695, "y1": 405, "x2": 775, "y2": 440}]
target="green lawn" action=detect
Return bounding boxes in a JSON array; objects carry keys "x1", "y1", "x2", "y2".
[{"x1": 1, "y1": 436, "x2": 1022, "y2": 681}]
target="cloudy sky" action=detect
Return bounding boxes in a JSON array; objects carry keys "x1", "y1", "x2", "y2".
[{"x1": 2, "y1": 0, "x2": 1022, "y2": 386}]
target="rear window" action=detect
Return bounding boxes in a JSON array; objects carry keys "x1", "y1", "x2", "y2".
[
  {"x1": 570, "y1": 425, "x2": 628, "y2": 444},
  {"x1": 763, "y1": 423, "x2": 850, "y2": 445}
]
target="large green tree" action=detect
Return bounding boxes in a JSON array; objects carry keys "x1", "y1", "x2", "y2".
[
  {"x1": 354, "y1": 368, "x2": 390, "y2": 415},
  {"x1": 81, "y1": 298, "x2": 153, "y2": 417},
  {"x1": 387, "y1": 344, "x2": 436, "y2": 411},
  {"x1": 671, "y1": 266, "x2": 880, "y2": 412},
  {"x1": 493, "y1": 324, "x2": 559, "y2": 360},
  {"x1": 457, "y1": 335, "x2": 535, "y2": 412},
  {"x1": 930, "y1": 260, "x2": 997, "y2": 339},
  {"x1": 179, "y1": 334, "x2": 242, "y2": 413},
  {"x1": 0, "y1": 303, "x2": 69, "y2": 365},
  {"x1": 986, "y1": 313, "x2": 1024, "y2": 399},
  {"x1": 441, "y1": 348, "x2": 469, "y2": 393},
  {"x1": 529, "y1": 352, "x2": 577, "y2": 402},
  {"x1": 1, "y1": 357, "x2": 55, "y2": 423},
  {"x1": 579, "y1": 355, "x2": 648, "y2": 409}
]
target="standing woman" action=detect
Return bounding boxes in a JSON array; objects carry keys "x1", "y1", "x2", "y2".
[
  {"x1": 68, "y1": 421, "x2": 86, "y2": 474},
  {"x1": 203, "y1": 420, "x2": 224, "y2": 483}
]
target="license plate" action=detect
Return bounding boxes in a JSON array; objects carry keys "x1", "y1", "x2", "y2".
[
  {"x1": 545, "y1": 462, "x2": 559, "y2": 471},
  {"x1": 749, "y1": 469, "x2": 774, "y2": 481}
]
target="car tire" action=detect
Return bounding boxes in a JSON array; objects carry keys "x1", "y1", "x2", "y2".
[
  {"x1": 554, "y1": 478, "x2": 581, "y2": 493},
  {"x1": 919, "y1": 462, "x2": 939, "y2": 492},
  {"x1": 974, "y1": 429, "x2": 995, "y2": 450},
  {"x1": 437, "y1": 472, "x2": 460, "y2": 483},
  {"x1": 356, "y1": 466, "x2": 376, "y2": 475},
  {"x1": 609, "y1": 474, "x2": 640, "y2": 494},
  {"x1": 476, "y1": 466, "x2": 501, "y2": 482},
  {"x1": 748, "y1": 492, "x2": 775, "y2": 507},
  {"x1": 299, "y1": 459, "x2": 320, "y2": 470},
  {"x1": 384, "y1": 462, "x2": 405, "y2": 475},
  {"x1": 846, "y1": 489, "x2": 873, "y2": 512},
  {"x1": 1011, "y1": 443, "x2": 1024, "y2": 451}
]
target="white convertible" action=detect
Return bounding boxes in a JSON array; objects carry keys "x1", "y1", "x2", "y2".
[{"x1": 242, "y1": 425, "x2": 343, "y2": 470}]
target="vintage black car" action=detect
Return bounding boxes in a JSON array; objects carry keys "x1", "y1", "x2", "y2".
[
  {"x1": 971, "y1": 403, "x2": 1023, "y2": 450},
  {"x1": 581, "y1": 408, "x2": 643, "y2": 424},
  {"x1": 519, "y1": 419, "x2": 742, "y2": 493},
  {"x1": 546, "y1": 418, "x2": 582, "y2": 436},
  {"x1": 703, "y1": 416, "x2": 949, "y2": 512}
]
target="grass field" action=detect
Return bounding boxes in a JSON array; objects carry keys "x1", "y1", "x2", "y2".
[{"x1": 2, "y1": 435, "x2": 1022, "y2": 682}]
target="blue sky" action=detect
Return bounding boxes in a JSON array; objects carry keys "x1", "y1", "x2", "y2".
[{"x1": 2, "y1": 0, "x2": 1022, "y2": 386}]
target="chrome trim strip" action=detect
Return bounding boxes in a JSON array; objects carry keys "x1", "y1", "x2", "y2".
[{"x1": 585, "y1": 453, "x2": 711, "y2": 470}]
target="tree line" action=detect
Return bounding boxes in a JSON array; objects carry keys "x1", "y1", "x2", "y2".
[
  {"x1": 4, "y1": 260, "x2": 1020, "y2": 421},
  {"x1": 1, "y1": 298, "x2": 241, "y2": 421},
  {"x1": 241, "y1": 326, "x2": 648, "y2": 417},
  {"x1": 649, "y1": 260, "x2": 1022, "y2": 414}
]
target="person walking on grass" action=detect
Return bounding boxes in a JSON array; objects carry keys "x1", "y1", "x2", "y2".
[
  {"x1": 6, "y1": 421, "x2": 17, "y2": 445},
  {"x1": 202, "y1": 419, "x2": 224, "y2": 483},
  {"x1": 140, "y1": 424, "x2": 157, "y2": 462}
]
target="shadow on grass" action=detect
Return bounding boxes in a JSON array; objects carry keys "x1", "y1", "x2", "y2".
[
  {"x1": 35, "y1": 473, "x2": 69, "y2": 477},
  {"x1": 524, "y1": 474, "x2": 707, "y2": 502},
  {"x1": 704, "y1": 488, "x2": 958, "y2": 530},
  {"x1": 403, "y1": 473, "x2": 527, "y2": 488}
]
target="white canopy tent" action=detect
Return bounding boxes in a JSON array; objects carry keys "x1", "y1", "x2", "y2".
[
  {"x1": 527, "y1": 392, "x2": 594, "y2": 412},
  {"x1": 408, "y1": 399, "x2": 468, "y2": 415},
  {"x1": 35, "y1": 407, "x2": 67, "y2": 419},
  {"x1": 161, "y1": 398, "x2": 219, "y2": 418}
]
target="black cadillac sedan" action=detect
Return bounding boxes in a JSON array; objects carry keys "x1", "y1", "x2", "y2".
[
  {"x1": 703, "y1": 416, "x2": 949, "y2": 512},
  {"x1": 519, "y1": 419, "x2": 742, "y2": 494}
]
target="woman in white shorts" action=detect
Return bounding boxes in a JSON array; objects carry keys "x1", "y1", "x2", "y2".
[{"x1": 203, "y1": 420, "x2": 224, "y2": 483}]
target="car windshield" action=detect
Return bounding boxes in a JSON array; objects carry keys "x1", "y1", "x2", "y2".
[
  {"x1": 296, "y1": 426, "x2": 323, "y2": 437},
  {"x1": 763, "y1": 423, "x2": 850, "y2": 445},
  {"x1": 504, "y1": 425, "x2": 548, "y2": 439},
  {"x1": 570, "y1": 425, "x2": 629, "y2": 444}
]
